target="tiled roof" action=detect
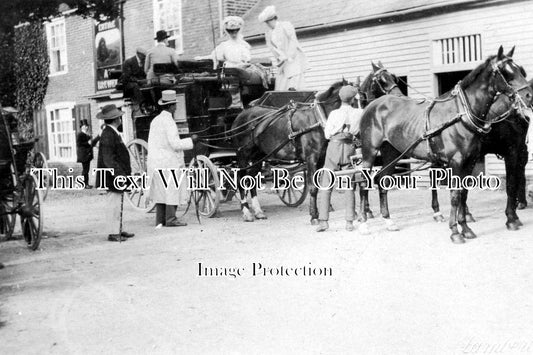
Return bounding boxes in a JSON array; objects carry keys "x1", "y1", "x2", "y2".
[{"x1": 242, "y1": 0, "x2": 484, "y2": 37}]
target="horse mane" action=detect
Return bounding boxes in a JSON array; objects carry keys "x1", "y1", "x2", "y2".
[
  {"x1": 460, "y1": 55, "x2": 496, "y2": 88},
  {"x1": 316, "y1": 80, "x2": 346, "y2": 101},
  {"x1": 360, "y1": 71, "x2": 373, "y2": 95}
]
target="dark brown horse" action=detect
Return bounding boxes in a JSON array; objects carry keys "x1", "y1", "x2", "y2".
[
  {"x1": 358, "y1": 46, "x2": 532, "y2": 243},
  {"x1": 231, "y1": 80, "x2": 350, "y2": 223},
  {"x1": 430, "y1": 78, "x2": 532, "y2": 230}
]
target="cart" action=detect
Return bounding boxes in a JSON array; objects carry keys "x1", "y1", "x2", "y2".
[
  {"x1": 0, "y1": 107, "x2": 44, "y2": 250},
  {"x1": 120, "y1": 60, "x2": 316, "y2": 216}
]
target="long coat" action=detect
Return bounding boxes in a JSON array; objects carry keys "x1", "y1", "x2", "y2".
[
  {"x1": 265, "y1": 21, "x2": 308, "y2": 89},
  {"x1": 147, "y1": 110, "x2": 193, "y2": 205},
  {"x1": 121, "y1": 56, "x2": 146, "y2": 84},
  {"x1": 96, "y1": 126, "x2": 131, "y2": 192},
  {"x1": 76, "y1": 131, "x2": 99, "y2": 163}
]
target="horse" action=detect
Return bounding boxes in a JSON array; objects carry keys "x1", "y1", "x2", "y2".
[
  {"x1": 429, "y1": 78, "x2": 532, "y2": 230},
  {"x1": 231, "y1": 79, "x2": 351, "y2": 223},
  {"x1": 357, "y1": 46, "x2": 532, "y2": 243}
]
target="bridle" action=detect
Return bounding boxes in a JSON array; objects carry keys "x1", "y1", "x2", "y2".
[{"x1": 372, "y1": 68, "x2": 399, "y2": 95}]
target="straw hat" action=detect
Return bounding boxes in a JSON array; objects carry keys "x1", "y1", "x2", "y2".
[
  {"x1": 223, "y1": 16, "x2": 244, "y2": 30},
  {"x1": 158, "y1": 90, "x2": 178, "y2": 106}
]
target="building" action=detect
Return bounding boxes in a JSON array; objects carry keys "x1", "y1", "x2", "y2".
[
  {"x1": 243, "y1": 0, "x2": 533, "y2": 180},
  {"x1": 35, "y1": 0, "x2": 259, "y2": 171}
]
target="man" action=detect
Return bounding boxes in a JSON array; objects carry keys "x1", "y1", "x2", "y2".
[
  {"x1": 258, "y1": 6, "x2": 308, "y2": 90},
  {"x1": 316, "y1": 85, "x2": 363, "y2": 232},
  {"x1": 147, "y1": 90, "x2": 197, "y2": 227},
  {"x1": 144, "y1": 30, "x2": 180, "y2": 85},
  {"x1": 96, "y1": 104, "x2": 135, "y2": 242},
  {"x1": 76, "y1": 119, "x2": 99, "y2": 189},
  {"x1": 121, "y1": 47, "x2": 147, "y2": 114}
]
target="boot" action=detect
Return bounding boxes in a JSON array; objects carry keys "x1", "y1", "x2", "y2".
[{"x1": 316, "y1": 220, "x2": 329, "y2": 232}]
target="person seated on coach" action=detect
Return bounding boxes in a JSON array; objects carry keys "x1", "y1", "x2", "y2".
[
  {"x1": 121, "y1": 47, "x2": 147, "y2": 115},
  {"x1": 144, "y1": 30, "x2": 180, "y2": 85},
  {"x1": 316, "y1": 85, "x2": 363, "y2": 233}
]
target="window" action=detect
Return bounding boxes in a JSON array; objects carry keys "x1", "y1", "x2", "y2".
[
  {"x1": 153, "y1": 0, "x2": 183, "y2": 53},
  {"x1": 47, "y1": 103, "x2": 76, "y2": 161},
  {"x1": 433, "y1": 34, "x2": 481, "y2": 66},
  {"x1": 46, "y1": 18, "x2": 68, "y2": 75}
]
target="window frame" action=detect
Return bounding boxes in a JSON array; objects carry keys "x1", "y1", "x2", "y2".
[
  {"x1": 46, "y1": 102, "x2": 76, "y2": 162},
  {"x1": 45, "y1": 17, "x2": 68, "y2": 76},
  {"x1": 152, "y1": 0, "x2": 184, "y2": 54}
]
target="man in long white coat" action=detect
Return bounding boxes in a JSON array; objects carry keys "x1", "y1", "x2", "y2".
[
  {"x1": 148, "y1": 90, "x2": 195, "y2": 227},
  {"x1": 258, "y1": 6, "x2": 308, "y2": 90}
]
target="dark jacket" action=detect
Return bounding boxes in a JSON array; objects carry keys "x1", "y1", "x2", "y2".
[
  {"x1": 121, "y1": 56, "x2": 146, "y2": 84},
  {"x1": 96, "y1": 126, "x2": 131, "y2": 192},
  {"x1": 76, "y1": 131, "x2": 99, "y2": 163}
]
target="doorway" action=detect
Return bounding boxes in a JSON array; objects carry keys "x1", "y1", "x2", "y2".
[{"x1": 436, "y1": 70, "x2": 470, "y2": 95}]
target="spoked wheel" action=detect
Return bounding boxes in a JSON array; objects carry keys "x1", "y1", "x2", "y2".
[
  {"x1": 126, "y1": 139, "x2": 155, "y2": 212},
  {"x1": 277, "y1": 170, "x2": 308, "y2": 207},
  {"x1": 20, "y1": 174, "x2": 43, "y2": 250},
  {"x1": 33, "y1": 151, "x2": 50, "y2": 201},
  {"x1": 189, "y1": 155, "x2": 220, "y2": 218},
  {"x1": 0, "y1": 162, "x2": 17, "y2": 240}
]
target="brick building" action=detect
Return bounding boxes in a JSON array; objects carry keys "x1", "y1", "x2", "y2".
[{"x1": 35, "y1": 0, "x2": 260, "y2": 171}]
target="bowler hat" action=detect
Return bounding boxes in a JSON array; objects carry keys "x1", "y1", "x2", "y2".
[
  {"x1": 158, "y1": 90, "x2": 178, "y2": 106},
  {"x1": 96, "y1": 104, "x2": 124, "y2": 121},
  {"x1": 155, "y1": 30, "x2": 170, "y2": 41}
]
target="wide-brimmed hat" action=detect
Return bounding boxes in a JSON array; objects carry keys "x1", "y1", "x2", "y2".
[
  {"x1": 96, "y1": 104, "x2": 124, "y2": 121},
  {"x1": 158, "y1": 90, "x2": 178, "y2": 106},
  {"x1": 339, "y1": 85, "x2": 358, "y2": 102},
  {"x1": 258, "y1": 6, "x2": 276, "y2": 22},
  {"x1": 223, "y1": 16, "x2": 244, "y2": 30},
  {"x1": 155, "y1": 30, "x2": 170, "y2": 41}
]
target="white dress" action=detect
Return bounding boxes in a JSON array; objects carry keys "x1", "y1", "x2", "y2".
[
  {"x1": 211, "y1": 38, "x2": 251, "y2": 68},
  {"x1": 266, "y1": 21, "x2": 308, "y2": 90}
]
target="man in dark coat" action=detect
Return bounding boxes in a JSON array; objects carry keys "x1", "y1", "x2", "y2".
[
  {"x1": 76, "y1": 119, "x2": 99, "y2": 188},
  {"x1": 121, "y1": 47, "x2": 147, "y2": 114},
  {"x1": 96, "y1": 104, "x2": 134, "y2": 242}
]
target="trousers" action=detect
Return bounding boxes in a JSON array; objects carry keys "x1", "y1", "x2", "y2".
[
  {"x1": 155, "y1": 203, "x2": 179, "y2": 226},
  {"x1": 106, "y1": 192, "x2": 124, "y2": 235}
]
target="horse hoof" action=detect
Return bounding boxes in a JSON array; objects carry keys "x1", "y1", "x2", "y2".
[
  {"x1": 433, "y1": 213, "x2": 445, "y2": 223},
  {"x1": 517, "y1": 202, "x2": 527, "y2": 210},
  {"x1": 384, "y1": 218, "x2": 400, "y2": 231},
  {"x1": 450, "y1": 233, "x2": 465, "y2": 244},
  {"x1": 255, "y1": 212, "x2": 267, "y2": 220},
  {"x1": 366, "y1": 212, "x2": 375, "y2": 219},
  {"x1": 310, "y1": 218, "x2": 319, "y2": 225},
  {"x1": 506, "y1": 221, "x2": 520, "y2": 231},
  {"x1": 516, "y1": 219, "x2": 523, "y2": 227},
  {"x1": 358, "y1": 223, "x2": 370, "y2": 235},
  {"x1": 466, "y1": 213, "x2": 476, "y2": 223},
  {"x1": 463, "y1": 230, "x2": 477, "y2": 239}
]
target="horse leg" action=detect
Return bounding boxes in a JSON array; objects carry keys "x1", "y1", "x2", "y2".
[
  {"x1": 250, "y1": 187, "x2": 267, "y2": 219},
  {"x1": 237, "y1": 170, "x2": 255, "y2": 222},
  {"x1": 307, "y1": 158, "x2": 320, "y2": 225},
  {"x1": 378, "y1": 143, "x2": 400, "y2": 231},
  {"x1": 504, "y1": 154, "x2": 521, "y2": 230},
  {"x1": 358, "y1": 150, "x2": 379, "y2": 235},
  {"x1": 465, "y1": 204, "x2": 475, "y2": 223},
  {"x1": 449, "y1": 189, "x2": 465, "y2": 244},
  {"x1": 459, "y1": 189, "x2": 477, "y2": 239},
  {"x1": 431, "y1": 190, "x2": 445, "y2": 222},
  {"x1": 517, "y1": 146, "x2": 528, "y2": 211}
]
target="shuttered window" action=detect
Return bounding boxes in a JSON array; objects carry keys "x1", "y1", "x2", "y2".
[{"x1": 433, "y1": 34, "x2": 482, "y2": 66}]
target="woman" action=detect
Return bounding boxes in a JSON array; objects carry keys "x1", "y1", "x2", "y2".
[
  {"x1": 195, "y1": 16, "x2": 251, "y2": 69},
  {"x1": 258, "y1": 6, "x2": 308, "y2": 90},
  {"x1": 147, "y1": 90, "x2": 196, "y2": 228}
]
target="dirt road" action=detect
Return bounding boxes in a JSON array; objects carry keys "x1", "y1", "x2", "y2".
[{"x1": 1, "y1": 188, "x2": 533, "y2": 354}]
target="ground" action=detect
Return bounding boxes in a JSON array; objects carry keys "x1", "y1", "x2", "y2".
[{"x1": 1, "y1": 187, "x2": 533, "y2": 354}]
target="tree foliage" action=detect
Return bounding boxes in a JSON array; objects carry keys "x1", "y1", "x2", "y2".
[{"x1": 14, "y1": 23, "x2": 49, "y2": 140}]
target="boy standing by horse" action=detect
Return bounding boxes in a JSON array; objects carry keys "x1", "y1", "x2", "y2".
[{"x1": 317, "y1": 85, "x2": 363, "y2": 232}]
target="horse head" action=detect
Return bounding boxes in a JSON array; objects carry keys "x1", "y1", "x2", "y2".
[
  {"x1": 315, "y1": 79, "x2": 353, "y2": 115},
  {"x1": 359, "y1": 62, "x2": 402, "y2": 107}
]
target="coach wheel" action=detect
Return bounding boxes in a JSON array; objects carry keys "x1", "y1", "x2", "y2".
[
  {"x1": 189, "y1": 155, "x2": 220, "y2": 218},
  {"x1": 33, "y1": 151, "x2": 50, "y2": 201},
  {"x1": 277, "y1": 170, "x2": 308, "y2": 207},
  {"x1": 126, "y1": 139, "x2": 155, "y2": 213},
  {"x1": 20, "y1": 174, "x2": 43, "y2": 250}
]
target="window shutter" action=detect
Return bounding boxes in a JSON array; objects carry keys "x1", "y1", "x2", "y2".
[{"x1": 33, "y1": 109, "x2": 49, "y2": 159}]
